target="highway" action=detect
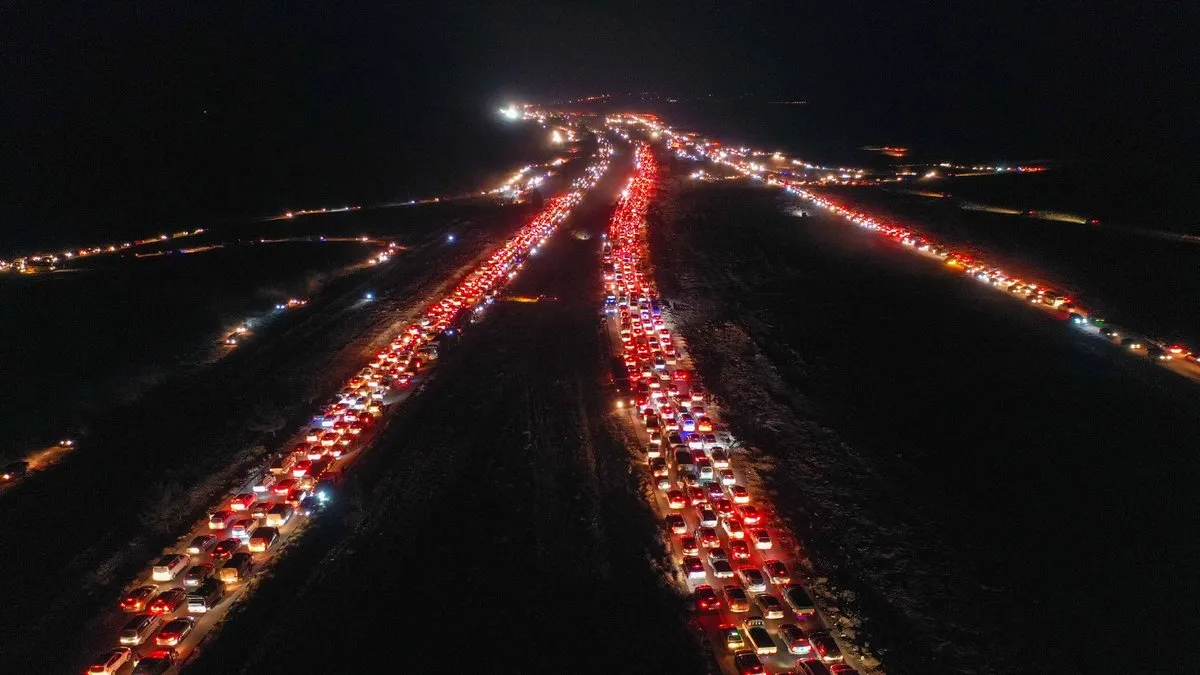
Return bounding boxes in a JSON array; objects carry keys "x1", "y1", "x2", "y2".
[
  {"x1": 600, "y1": 141, "x2": 858, "y2": 675},
  {"x1": 609, "y1": 114, "x2": 1200, "y2": 390},
  {"x1": 72, "y1": 129, "x2": 612, "y2": 674}
]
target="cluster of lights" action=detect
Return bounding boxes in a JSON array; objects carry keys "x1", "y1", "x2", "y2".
[
  {"x1": 609, "y1": 112, "x2": 1195, "y2": 372},
  {"x1": 599, "y1": 140, "x2": 851, "y2": 672},
  {"x1": 85, "y1": 127, "x2": 613, "y2": 664},
  {"x1": 776, "y1": 186, "x2": 1196, "y2": 363},
  {"x1": 0, "y1": 229, "x2": 205, "y2": 275}
]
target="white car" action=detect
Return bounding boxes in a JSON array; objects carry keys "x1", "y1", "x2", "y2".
[
  {"x1": 738, "y1": 567, "x2": 768, "y2": 593},
  {"x1": 86, "y1": 648, "x2": 135, "y2": 674},
  {"x1": 151, "y1": 554, "x2": 189, "y2": 581},
  {"x1": 753, "y1": 529, "x2": 774, "y2": 550}
]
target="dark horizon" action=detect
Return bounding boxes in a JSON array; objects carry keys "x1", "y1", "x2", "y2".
[{"x1": 3, "y1": 2, "x2": 1198, "y2": 243}]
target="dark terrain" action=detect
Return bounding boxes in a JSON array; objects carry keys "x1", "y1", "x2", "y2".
[
  {"x1": 816, "y1": 183, "x2": 1200, "y2": 346},
  {"x1": 189, "y1": 147, "x2": 705, "y2": 675},
  {"x1": 649, "y1": 169, "x2": 1200, "y2": 673}
]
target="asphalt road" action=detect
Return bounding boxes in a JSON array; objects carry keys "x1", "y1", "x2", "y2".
[{"x1": 181, "y1": 138, "x2": 707, "y2": 675}]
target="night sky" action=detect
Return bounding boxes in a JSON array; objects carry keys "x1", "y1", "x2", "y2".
[{"x1": 3, "y1": 2, "x2": 1197, "y2": 244}]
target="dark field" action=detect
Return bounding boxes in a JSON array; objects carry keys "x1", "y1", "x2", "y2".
[
  {"x1": 818, "y1": 184, "x2": 1200, "y2": 347},
  {"x1": 0, "y1": 239, "x2": 370, "y2": 447},
  {"x1": 649, "y1": 173, "x2": 1200, "y2": 673},
  {"x1": 187, "y1": 149, "x2": 705, "y2": 675}
]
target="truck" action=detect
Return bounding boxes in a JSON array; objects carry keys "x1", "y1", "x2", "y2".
[
  {"x1": 743, "y1": 616, "x2": 778, "y2": 655},
  {"x1": 219, "y1": 552, "x2": 253, "y2": 584},
  {"x1": 265, "y1": 503, "x2": 294, "y2": 527}
]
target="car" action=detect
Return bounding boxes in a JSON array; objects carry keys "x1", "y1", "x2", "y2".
[
  {"x1": 721, "y1": 517, "x2": 745, "y2": 540},
  {"x1": 153, "y1": 616, "x2": 195, "y2": 646},
  {"x1": 211, "y1": 538, "x2": 242, "y2": 561},
  {"x1": 683, "y1": 556, "x2": 707, "y2": 579},
  {"x1": 228, "y1": 493, "x2": 257, "y2": 511},
  {"x1": 732, "y1": 650, "x2": 765, "y2": 675},
  {"x1": 697, "y1": 416, "x2": 714, "y2": 432},
  {"x1": 697, "y1": 507, "x2": 718, "y2": 528},
  {"x1": 737, "y1": 505, "x2": 763, "y2": 526},
  {"x1": 272, "y1": 478, "x2": 297, "y2": 496},
  {"x1": 87, "y1": 648, "x2": 136, "y2": 674},
  {"x1": 730, "y1": 539, "x2": 752, "y2": 560},
  {"x1": 752, "y1": 529, "x2": 773, "y2": 550},
  {"x1": 795, "y1": 660, "x2": 833, "y2": 675},
  {"x1": 738, "y1": 567, "x2": 768, "y2": 593},
  {"x1": 120, "y1": 585, "x2": 158, "y2": 613},
  {"x1": 764, "y1": 559, "x2": 791, "y2": 585},
  {"x1": 714, "y1": 498, "x2": 735, "y2": 519},
  {"x1": 253, "y1": 473, "x2": 277, "y2": 493},
  {"x1": 654, "y1": 475, "x2": 672, "y2": 491},
  {"x1": 704, "y1": 480, "x2": 725, "y2": 500},
  {"x1": 756, "y1": 593, "x2": 786, "y2": 619},
  {"x1": 1147, "y1": 346, "x2": 1172, "y2": 361},
  {"x1": 182, "y1": 564, "x2": 213, "y2": 588},
  {"x1": 810, "y1": 632, "x2": 843, "y2": 662},
  {"x1": 720, "y1": 624, "x2": 746, "y2": 650},
  {"x1": 151, "y1": 554, "x2": 189, "y2": 581},
  {"x1": 718, "y1": 468, "x2": 736, "y2": 486},
  {"x1": 780, "y1": 623, "x2": 813, "y2": 655},
  {"x1": 666, "y1": 514, "x2": 687, "y2": 535},
  {"x1": 680, "y1": 536, "x2": 700, "y2": 557},
  {"x1": 695, "y1": 526, "x2": 720, "y2": 548},
  {"x1": 230, "y1": 518, "x2": 257, "y2": 540},
  {"x1": 650, "y1": 458, "x2": 669, "y2": 477},
  {"x1": 711, "y1": 559, "x2": 735, "y2": 578},
  {"x1": 118, "y1": 614, "x2": 161, "y2": 646},
  {"x1": 710, "y1": 448, "x2": 730, "y2": 468},
  {"x1": 250, "y1": 500, "x2": 274, "y2": 519},
  {"x1": 207, "y1": 509, "x2": 237, "y2": 530},
  {"x1": 186, "y1": 535, "x2": 218, "y2": 555},
  {"x1": 730, "y1": 485, "x2": 750, "y2": 503},
  {"x1": 667, "y1": 490, "x2": 687, "y2": 509},
  {"x1": 723, "y1": 584, "x2": 751, "y2": 612},
  {"x1": 694, "y1": 584, "x2": 720, "y2": 612},
  {"x1": 783, "y1": 584, "x2": 817, "y2": 615},
  {"x1": 148, "y1": 588, "x2": 186, "y2": 615},
  {"x1": 688, "y1": 487, "x2": 708, "y2": 506},
  {"x1": 131, "y1": 649, "x2": 177, "y2": 675},
  {"x1": 1121, "y1": 337, "x2": 1144, "y2": 350}
]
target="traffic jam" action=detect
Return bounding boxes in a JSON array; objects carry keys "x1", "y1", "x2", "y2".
[
  {"x1": 80, "y1": 132, "x2": 612, "y2": 675},
  {"x1": 630, "y1": 118, "x2": 1200, "y2": 383},
  {"x1": 601, "y1": 140, "x2": 859, "y2": 675}
]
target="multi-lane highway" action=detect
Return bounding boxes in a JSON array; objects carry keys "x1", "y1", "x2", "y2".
[
  {"x1": 73, "y1": 132, "x2": 612, "y2": 674},
  {"x1": 600, "y1": 141, "x2": 859, "y2": 675},
  {"x1": 607, "y1": 115, "x2": 1200, "y2": 387}
]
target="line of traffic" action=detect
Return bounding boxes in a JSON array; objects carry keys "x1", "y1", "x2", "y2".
[
  {"x1": 77, "y1": 132, "x2": 612, "y2": 675},
  {"x1": 600, "y1": 139, "x2": 858, "y2": 675}
]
